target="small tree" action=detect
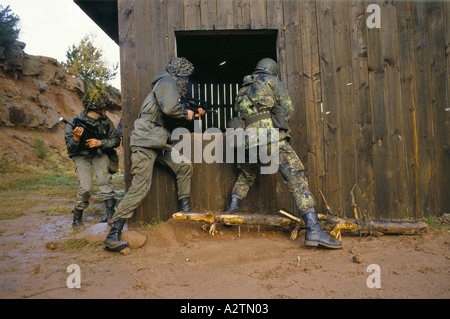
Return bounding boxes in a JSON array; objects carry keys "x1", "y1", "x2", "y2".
[
  {"x1": 62, "y1": 34, "x2": 118, "y2": 110},
  {"x1": 0, "y1": 5, "x2": 20, "y2": 50}
]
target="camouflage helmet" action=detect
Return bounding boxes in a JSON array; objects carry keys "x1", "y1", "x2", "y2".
[
  {"x1": 166, "y1": 57, "x2": 194, "y2": 77},
  {"x1": 255, "y1": 58, "x2": 278, "y2": 76},
  {"x1": 82, "y1": 87, "x2": 107, "y2": 112}
]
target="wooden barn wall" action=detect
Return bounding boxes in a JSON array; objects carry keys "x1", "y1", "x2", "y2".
[{"x1": 118, "y1": 0, "x2": 450, "y2": 226}]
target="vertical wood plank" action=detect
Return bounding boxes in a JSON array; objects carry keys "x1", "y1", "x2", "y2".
[
  {"x1": 250, "y1": 0, "x2": 267, "y2": 29},
  {"x1": 134, "y1": 0, "x2": 159, "y2": 223},
  {"x1": 136, "y1": 0, "x2": 157, "y2": 223},
  {"x1": 316, "y1": 0, "x2": 343, "y2": 216},
  {"x1": 266, "y1": 0, "x2": 283, "y2": 30},
  {"x1": 167, "y1": 0, "x2": 184, "y2": 58},
  {"x1": 184, "y1": 0, "x2": 201, "y2": 30},
  {"x1": 200, "y1": 0, "x2": 217, "y2": 30},
  {"x1": 397, "y1": 1, "x2": 419, "y2": 219},
  {"x1": 412, "y1": 1, "x2": 438, "y2": 217},
  {"x1": 266, "y1": 0, "x2": 293, "y2": 214},
  {"x1": 300, "y1": 0, "x2": 326, "y2": 214},
  {"x1": 164, "y1": 0, "x2": 190, "y2": 219},
  {"x1": 118, "y1": 0, "x2": 139, "y2": 227},
  {"x1": 284, "y1": 1, "x2": 305, "y2": 159},
  {"x1": 428, "y1": 2, "x2": 449, "y2": 216},
  {"x1": 348, "y1": 0, "x2": 375, "y2": 218},
  {"x1": 381, "y1": 2, "x2": 407, "y2": 219},
  {"x1": 366, "y1": 1, "x2": 389, "y2": 219},
  {"x1": 332, "y1": 1, "x2": 356, "y2": 217},
  {"x1": 217, "y1": 0, "x2": 233, "y2": 29},
  {"x1": 233, "y1": 0, "x2": 251, "y2": 29},
  {"x1": 242, "y1": 0, "x2": 251, "y2": 29},
  {"x1": 442, "y1": 2, "x2": 450, "y2": 214}
]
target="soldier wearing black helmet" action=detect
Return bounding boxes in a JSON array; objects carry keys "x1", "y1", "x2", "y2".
[
  {"x1": 64, "y1": 99, "x2": 120, "y2": 228},
  {"x1": 103, "y1": 57, "x2": 205, "y2": 251},
  {"x1": 226, "y1": 58, "x2": 342, "y2": 249}
]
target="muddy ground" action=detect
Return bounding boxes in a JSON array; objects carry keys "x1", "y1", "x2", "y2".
[{"x1": 0, "y1": 205, "x2": 448, "y2": 301}]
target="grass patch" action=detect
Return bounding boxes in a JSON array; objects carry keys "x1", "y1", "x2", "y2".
[
  {"x1": 0, "y1": 208, "x2": 24, "y2": 220},
  {"x1": 0, "y1": 151, "x2": 125, "y2": 220},
  {"x1": 5, "y1": 172, "x2": 78, "y2": 195},
  {"x1": 43, "y1": 206, "x2": 73, "y2": 216},
  {"x1": 0, "y1": 143, "x2": 126, "y2": 222},
  {"x1": 137, "y1": 219, "x2": 164, "y2": 231},
  {"x1": 84, "y1": 206, "x2": 103, "y2": 218},
  {"x1": 0, "y1": 159, "x2": 78, "y2": 219},
  {"x1": 0, "y1": 166, "x2": 78, "y2": 219},
  {"x1": 59, "y1": 238, "x2": 103, "y2": 250},
  {"x1": 421, "y1": 216, "x2": 450, "y2": 234}
]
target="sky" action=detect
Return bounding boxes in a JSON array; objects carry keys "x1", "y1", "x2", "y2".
[{"x1": 1, "y1": 0, "x2": 121, "y2": 90}]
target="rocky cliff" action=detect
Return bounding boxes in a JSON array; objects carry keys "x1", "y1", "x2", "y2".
[{"x1": 0, "y1": 41, "x2": 121, "y2": 165}]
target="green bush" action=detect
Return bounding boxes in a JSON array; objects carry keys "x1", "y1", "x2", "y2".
[
  {"x1": 0, "y1": 5, "x2": 20, "y2": 49},
  {"x1": 62, "y1": 34, "x2": 118, "y2": 109},
  {"x1": 35, "y1": 138, "x2": 48, "y2": 160}
]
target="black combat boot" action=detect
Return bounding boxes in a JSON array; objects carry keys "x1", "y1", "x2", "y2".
[
  {"x1": 301, "y1": 208, "x2": 342, "y2": 249},
  {"x1": 226, "y1": 196, "x2": 241, "y2": 212},
  {"x1": 72, "y1": 209, "x2": 84, "y2": 229},
  {"x1": 101, "y1": 198, "x2": 116, "y2": 225},
  {"x1": 178, "y1": 197, "x2": 194, "y2": 212},
  {"x1": 103, "y1": 219, "x2": 129, "y2": 251}
]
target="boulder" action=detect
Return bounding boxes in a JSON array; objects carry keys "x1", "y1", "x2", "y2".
[
  {"x1": 122, "y1": 231, "x2": 147, "y2": 249},
  {"x1": 4, "y1": 40, "x2": 26, "y2": 70}
]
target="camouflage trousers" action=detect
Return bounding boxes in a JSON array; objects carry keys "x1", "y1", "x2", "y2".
[
  {"x1": 231, "y1": 143, "x2": 316, "y2": 212},
  {"x1": 112, "y1": 146, "x2": 192, "y2": 222},
  {"x1": 72, "y1": 154, "x2": 115, "y2": 210}
]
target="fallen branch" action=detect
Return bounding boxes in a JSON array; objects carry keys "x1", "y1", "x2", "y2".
[
  {"x1": 350, "y1": 184, "x2": 359, "y2": 219},
  {"x1": 319, "y1": 190, "x2": 336, "y2": 216},
  {"x1": 23, "y1": 285, "x2": 67, "y2": 298},
  {"x1": 173, "y1": 211, "x2": 294, "y2": 227},
  {"x1": 172, "y1": 211, "x2": 428, "y2": 240},
  {"x1": 278, "y1": 209, "x2": 304, "y2": 239}
]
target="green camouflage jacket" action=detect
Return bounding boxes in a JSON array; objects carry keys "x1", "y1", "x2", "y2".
[
  {"x1": 64, "y1": 110, "x2": 120, "y2": 158},
  {"x1": 130, "y1": 70, "x2": 188, "y2": 149},
  {"x1": 235, "y1": 71, "x2": 293, "y2": 149}
]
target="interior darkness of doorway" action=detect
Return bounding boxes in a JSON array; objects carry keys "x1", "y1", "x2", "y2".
[{"x1": 176, "y1": 30, "x2": 278, "y2": 84}]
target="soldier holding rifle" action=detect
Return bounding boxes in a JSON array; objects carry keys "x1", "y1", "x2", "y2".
[{"x1": 63, "y1": 102, "x2": 120, "y2": 229}]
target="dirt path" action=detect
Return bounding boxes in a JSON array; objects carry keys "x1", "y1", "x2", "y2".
[{"x1": 0, "y1": 209, "x2": 449, "y2": 300}]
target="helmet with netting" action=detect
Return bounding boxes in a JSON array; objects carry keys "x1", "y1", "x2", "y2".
[
  {"x1": 166, "y1": 57, "x2": 194, "y2": 77},
  {"x1": 82, "y1": 86, "x2": 107, "y2": 112}
]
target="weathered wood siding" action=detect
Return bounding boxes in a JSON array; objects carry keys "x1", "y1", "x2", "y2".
[{"x1": 118, "y1": 0, "x2": 450, "y2": 226}]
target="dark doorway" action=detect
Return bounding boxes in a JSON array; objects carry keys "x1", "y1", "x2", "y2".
[{"x1": 176, "y1": 30, "x2": 278, "y2": 131}]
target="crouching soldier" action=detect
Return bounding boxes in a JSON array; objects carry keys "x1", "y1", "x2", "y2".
[
  {"x1": 64, "y1": 103, "x2": 120, "y2": 228},
  {"x1": 103, "y1": 57, "x2": 205, "y2": 251},
  {"x1": 226, "y1": 58, "x2": 342, "y2": 249}
]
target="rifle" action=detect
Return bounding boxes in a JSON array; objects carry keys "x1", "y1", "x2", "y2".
[
  {"x1": 59, "y1": 117, "x2": 104, "y2": 156},
  {"x1": 183, "y1": 97, "x2": 218, "y2": 115}
]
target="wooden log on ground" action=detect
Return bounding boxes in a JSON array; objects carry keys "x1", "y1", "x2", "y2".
[
  {"x1": 172, "y1": 211, "x2": 295, "y2": 227},
  {"x1": 172, "y1": 211, "x2": 428, "y2": 238},
  {"x1": 323, "y1": 215, "x2": 428, "y2": 236}
]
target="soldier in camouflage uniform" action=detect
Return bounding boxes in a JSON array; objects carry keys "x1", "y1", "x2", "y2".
[
  {"x1": 64, "y1": 103, "x2": 120, "y2": 229},
  {"x1": 103, "y1": 57, "x2": 205, "y2": 251},
  {"x1": 227, "y1": 58, "x2": 342, "y2": 249}
]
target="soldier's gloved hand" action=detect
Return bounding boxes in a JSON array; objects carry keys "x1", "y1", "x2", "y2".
[
  {"x1": 187, "y1": 109, "x2": 195, "y2": 121},
  {"x1": 86, "y1": 138, "x2": 102, "y2": 148},
  {"x1": 194, "y1": 108, "x2": 205, "y2": 118},
  {"x1": 73, "y1": 127, "x2": 84, "y2": 142}
]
